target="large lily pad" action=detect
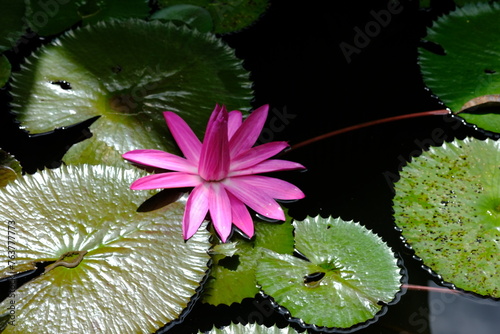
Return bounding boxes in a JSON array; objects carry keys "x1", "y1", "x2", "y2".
[
  {"x1": 0, "y1": 164, "x2": 211, "y2": 333},
  {"x1": 419, "y1": 2, "x2": 500, "y2": 133},
  {"x1": 256, "y1": 216, "x2": 402, "y2": 329},
  {"x1": 11, "y1": 19, "x2": 252, "y2": 166},
  {"x1": 393, "y1": 137, "x2": 500, "y2": 297},
  {"x1": 199, "y1": 323, "x2": 299, "y2": 334}
]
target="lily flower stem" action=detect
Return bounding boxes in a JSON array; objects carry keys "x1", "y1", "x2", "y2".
[
  {"x1": 403, "y1": 283, "x2": 462, "y2": 295},
  {"x1": 290, "y1": 109, "x2": 450, "y2": 151}
]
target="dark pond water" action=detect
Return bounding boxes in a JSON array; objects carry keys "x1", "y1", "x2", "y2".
[{"x1": 1, "y1": 0, "x2": 499, "y2": 333}]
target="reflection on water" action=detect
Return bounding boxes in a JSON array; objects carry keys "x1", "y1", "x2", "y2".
[{"x1": 427, "y1": 281, "x2": 500, "y2": 334}]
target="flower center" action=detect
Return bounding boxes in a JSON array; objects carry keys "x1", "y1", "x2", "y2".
[{"x1": 202, "y1": 175, "x2": 227, "y2": 182}]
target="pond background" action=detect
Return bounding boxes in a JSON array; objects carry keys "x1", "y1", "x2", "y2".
[{"x1": 1, "y1": 0, "x2": 499, "y2": 333}]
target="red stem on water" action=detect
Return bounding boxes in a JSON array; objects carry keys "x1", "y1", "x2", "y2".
[
  {"x1": 403, "y1": 283, "x2": 462, "y2": 295},
  {"x1": 287, "y1": 109, "x2": 460, "y2": 297},
  {"x1": 290, "y1": 109, "x2": 450, "y2": 151},
  {"x1": 287, "y1": 111, "x2": 460, "y2": 296}
]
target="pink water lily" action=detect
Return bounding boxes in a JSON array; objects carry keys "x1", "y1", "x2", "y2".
[{"x1": 122, "y1": 104, "x2": 305, "y2": 242}]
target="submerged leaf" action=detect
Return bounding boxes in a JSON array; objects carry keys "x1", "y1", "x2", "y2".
[
  {"x1": 150, "y1": 4, "x2": 213, "y2": 32},
  {"x1": 0, "y1": 0, "x2": 26, "y2": 52},
  {"x1": 25, "y1": 0, "x2": 150, "y2": 36},
  {"x1": 202, "y1": 218, "x2": 295, "y2": 306},
  {"x1": 0, "y1": 312, "x2": 10, "y2": 332},
  {"x1": 454, "y1": 0, "x2": 489, "y2": 7},
  {"x1": 419, "y1": 2, "x2": 500, "y2": 133},
  {"x1": 0, "y1": 164, "x2": 211, "y2": 333},
  {"x1": 393, "y1": 137, "x2": 500, "y2": 297},
  {"x1": 0, "y1": 150, "x2": 21, "y2": 187},
  {"x1": 256, "y1": 216, "x2": 402, "y2": 329},
  {"x1": 11, "y1": 19, "x2": 252, "y2": 166},
  {"x1": 158, "y1": 0, "x2": 269, "y2": 34},
  {"x1": 0, "y1": 55, "x2": 10, "y2": 87}
]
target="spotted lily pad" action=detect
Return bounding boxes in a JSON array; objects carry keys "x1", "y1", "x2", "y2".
[
  {"x1": 158, "y1": 0, "x2": 269, "y2": 34},
  {"x1": 256, "y1": 216, "x2": 402, "y2": 329},
  {"x1": 202, "y1": 217, "x2": 294, "y2": 306},
  {"x1": 0, "y1": 164, "x2": 211, "y2": 333},
  {"x1": 393, "y1": 137, "x2": 500, "y2": 297},
  {"x1": 199, "y1": 323, "x2": 299, "y2": 334},
  {"x1": 25, "y1": 0, "x2": 150, "y2": 36},
  {"x1": 419, "y1": 2, "x2": 500, "y2": 133},
  {"x1": 11, "y1": 19, "x2": 252, "y2": 166}
]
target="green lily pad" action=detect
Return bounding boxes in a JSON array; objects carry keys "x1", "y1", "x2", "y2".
[
  {"x1": 150, "y1": 4, "x2": 214, "y2": 32},
  {"x1": 63, "y1": 134, "x2": 127, "y2": 167},
  {"x1": 202, "y1": 217, "x2": 294, "y2": 306},
  {"x1": 199, "y1": 323, "x2": 300, "y2": 334},
  {"x1": 393, "y1": 137, "x2": 500, "y2": 297},
  {"x1": 10, "y1": 19, "x2": 252, "y2": 166},
  {"x1": 419, "y1": 2, "x2": 500, "y2": 133},
  {"x1": 0, "y1": 150, "x2": 21, "y2": 187},
  {"x1": 0, "y1": 0, "x2": 27, "y2": 52},
  {"x1": 0, "y1": 54, "x2": 10, "y2": 87},
  {"x1": 256, "y1": 216, "x2": 402, "y2": 329},
  {"x1": 0, "y1": 164, "x2": 211, "y2": 333},
  {"x1": 25, "y1": 0, "x2": 150, "y2": 36},
  {"x1": 158, "y1": 0, "x2": 269, "y2": 34}
]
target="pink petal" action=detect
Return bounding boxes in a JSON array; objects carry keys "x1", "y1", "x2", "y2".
[
  {"x1": 230, "y1": 141, "x2": 289, "y2": 171},
  {"x1": 130, "y1": 172, "x2": 201, "y2": 190},
  {"x1": 208, "y1": 182, "x2": 233, "y2": 242},
  {"x1": 206, "y1": 104, "x2": 223, "y2": 125},
  {"x1": 222, "y1": 177, "x2": 285, "y2": 221},
  {"x1": 227, "y1": 191, "x2": 254, "y2": 238},
  {"x1": 183, "y1": 183, "x2": 210, "y2": 240},
  {"x1": 123, "y1": 149, "x2": 196, "y2": 173},
  {"x1": 163, "y1": 111, "x2": 202, "y2": 164},
  {"x1": 229, "y1": 159, "x2": 305, "y2": 176},
  {"x1": 198, "y1": 105, "x2": 230, "y2": 181},
  {"x1": 229, "y1": 175, "x2": 304, "y2": 200},
  {"x1": 227, "y1": 110, "x2": 243, "y2": 140},
  {"x1": 229, "y1": 105, "x2": 269, "y2": 157}
]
